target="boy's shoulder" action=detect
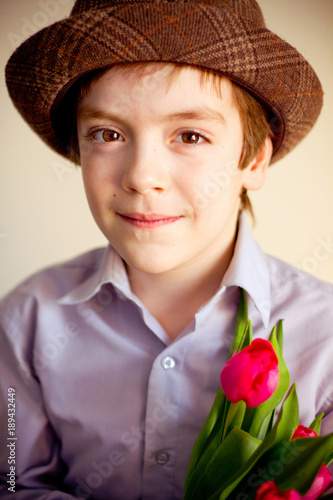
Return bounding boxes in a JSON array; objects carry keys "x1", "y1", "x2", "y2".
[
  {"x1": 264, "y1": 252, "x2": 333, "y2": 326},
  {"x1": 266, "y1": 252, "x2": 333, "y2": 296},
  {"x1": 0, "y1": 246, "x2": 108, "y2": 308}
]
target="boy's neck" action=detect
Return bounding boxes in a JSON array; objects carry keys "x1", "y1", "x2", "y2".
[{"x1": 125, "y1": 232, "x2": 236, "y2": 341}]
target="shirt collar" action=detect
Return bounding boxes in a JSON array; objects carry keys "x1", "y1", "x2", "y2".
[
  {"x1": 59, "y1": 213, "x2": 271, "y2": 327},
  {"x1": 58, "y1": 246, "x2": 134, "y2": 305},
  {"x1": 222, "y1": 213, "x2": 271, "y2": 327}
]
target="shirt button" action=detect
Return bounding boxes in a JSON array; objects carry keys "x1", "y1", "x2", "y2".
[
  {"x1": 161, "y1": 356, "x2": 176, "y2": 370},
  {"x1": 156, "y1": 451, "x2": 169, "y2": 465}
]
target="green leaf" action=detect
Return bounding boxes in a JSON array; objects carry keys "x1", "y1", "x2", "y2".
[
  {"x1": 184, "y1": 388, "x2": 225, "y2": 495},
  {"x1": 264, "y1": 384, "x2": 299, "y2": 445},
  {"x1": 228, "y1": 289, "x2": 248, "y2": 356},
  {"x1": 325, "y1": 450, "x2": 333, "y2": 466},
  {"x1": 316, "y1": 418, "x2": 333, "y2": 464},
  {"x1": 265, "y1": 409, "x2": 275, "y2": 435},
  {"x1": 227, "y1": 440, "x2": 295, "y2": 499},
  {"x1": 239, "y1": 319, "x2": 253, "y2": 352},
  {"x1": 218, "y1": 385, "x2": 299, "y2": 500},
  {"x1": 256, "y1": 411, "x2": 274, "y2": 441},
  {"x1": 276, "y1": 319, "x2": 284, "y2": 353},
  {"x1": 222, "y1": 400, "x2": 246, "y2": 440},
  {"x1": 310, "y1": 413, "x2": 324, "y2": 435},
  {"x1": 245, "y1": 325, "x2": 290, "y2": 438},
  {"x1": 184, "y1": 409, "x2": 227, "y2": 499},
  {"x1": 186, "y1": 427, "x2": 261, "y2": 500}
]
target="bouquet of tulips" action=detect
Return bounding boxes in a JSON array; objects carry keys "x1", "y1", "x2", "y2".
[{"x1": 183, "y1": 290, "x2": 333, "y2": 500}]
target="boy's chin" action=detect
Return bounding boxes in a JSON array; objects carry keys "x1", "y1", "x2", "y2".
[
  {"x1": 120, "y1": 248, "x2": 184, "y2": 277},
  {"x1": 126, "y1": 258, "x2": 177, "y2": 277}
]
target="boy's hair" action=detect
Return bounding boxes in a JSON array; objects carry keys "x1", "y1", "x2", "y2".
[{"x1": 68, "y1": 63, "x2": 272, "y2": 216}]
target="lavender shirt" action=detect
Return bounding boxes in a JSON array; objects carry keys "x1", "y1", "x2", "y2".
[{"x1": 1, "y1": 215, "x2": 333, "y2": 499}]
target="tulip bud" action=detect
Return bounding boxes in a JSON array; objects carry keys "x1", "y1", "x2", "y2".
[
  {"x1": 291, "y1": 425, "x2": 318, "y2": 440},
  {"x1": 220, "y1": 339, "x2": 279, "y2": 407}
]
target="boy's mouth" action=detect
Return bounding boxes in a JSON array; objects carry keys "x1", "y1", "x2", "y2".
[{"x1": 117, "y1": 212, "x2": 182, "y2": 228}]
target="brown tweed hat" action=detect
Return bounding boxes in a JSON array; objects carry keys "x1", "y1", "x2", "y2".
[{"x1": 5, "y1": 0, "x2": 323, "y2": 164}]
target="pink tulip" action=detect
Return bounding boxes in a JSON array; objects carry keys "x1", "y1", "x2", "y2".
[
  {"x1": 256, "y1": 481, "x2": 301, "y2": 499},
  {"x1": 301, "y1": 464, "x2": 332, "y2": 499},
  {"x1": 291, "y1": 425, "x2": 318, "y2": 440},
  {"x1": 220, "y1": 339, "x2": 279, "y2": 407}
]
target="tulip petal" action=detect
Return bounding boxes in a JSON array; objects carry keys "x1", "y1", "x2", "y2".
[{"x1": 256, "y1": 481, "x2": 301, "y2": 499}]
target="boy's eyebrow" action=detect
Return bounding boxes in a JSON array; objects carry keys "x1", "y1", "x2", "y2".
[
  {"x1": 158, "y1": 107, "x2": 226, "y2": 124},
  {"x1": 78, "y1": 107, "x2": 120, "y2": 121},
  {"x1": 78, "y1": 106, "x2": 226, "y2": 125}
]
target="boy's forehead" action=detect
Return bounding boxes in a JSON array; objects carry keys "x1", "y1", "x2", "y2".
[
  {"x1": 83, "y1": 63, "x2": 235, "y2": 107},
  {"x1": 78, "y1": 64, "x2": 238, "y2": 124}
]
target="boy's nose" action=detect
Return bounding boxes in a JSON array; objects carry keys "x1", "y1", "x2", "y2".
[{"x1": 121, "y1": 144, "x2": 170, "y2": 194}]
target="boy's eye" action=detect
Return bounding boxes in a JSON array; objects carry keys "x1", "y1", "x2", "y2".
[
  {"x1": 174, "y1": 132, "x2": 205, "y2": 145},
  {"x1": 91, "y1": 129, "x2": 124, "y2": 142}
]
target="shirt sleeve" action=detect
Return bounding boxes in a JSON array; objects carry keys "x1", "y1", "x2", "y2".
[{"x1": 0, "y1": 292, "x2": 74, "y2": 497}]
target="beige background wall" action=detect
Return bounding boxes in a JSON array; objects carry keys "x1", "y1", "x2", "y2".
[{"x1": 0, "y1": 0, "x2": 332, "y2": 298}]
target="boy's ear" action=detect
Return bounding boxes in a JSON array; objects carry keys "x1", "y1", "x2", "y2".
[{"x1": 242, "y1": 136, "x2": 273, "y2": 192}]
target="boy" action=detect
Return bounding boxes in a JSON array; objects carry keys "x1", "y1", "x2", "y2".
[{"x1": 1, "y1": 0, "x2": 332, "y2": 498}]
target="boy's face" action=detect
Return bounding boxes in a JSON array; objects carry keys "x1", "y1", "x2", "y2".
[{"x1": 77, "y1": 65, "x2": 262, "y2": 277}]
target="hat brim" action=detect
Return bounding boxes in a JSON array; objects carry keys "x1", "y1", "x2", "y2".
[{"x1": 5, "y1": 2, "x2": 323, "y2": 163}]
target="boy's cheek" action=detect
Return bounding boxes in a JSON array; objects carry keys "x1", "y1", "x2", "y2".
[
  {"x1": 189, "y1": 167, "x2": 242, "y2": 212},
  {"x1": 78, "y1": 138, "x2": 102, "y2": 161}
]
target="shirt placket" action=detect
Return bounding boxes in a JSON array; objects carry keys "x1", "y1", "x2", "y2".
[{"x1": 141, "y1": 346, "x2": 185, "y2": 500}]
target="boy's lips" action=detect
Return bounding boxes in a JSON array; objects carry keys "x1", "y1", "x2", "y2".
[{"x1": 117, "y1": 212, "x2": 183, "y2": 228}]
